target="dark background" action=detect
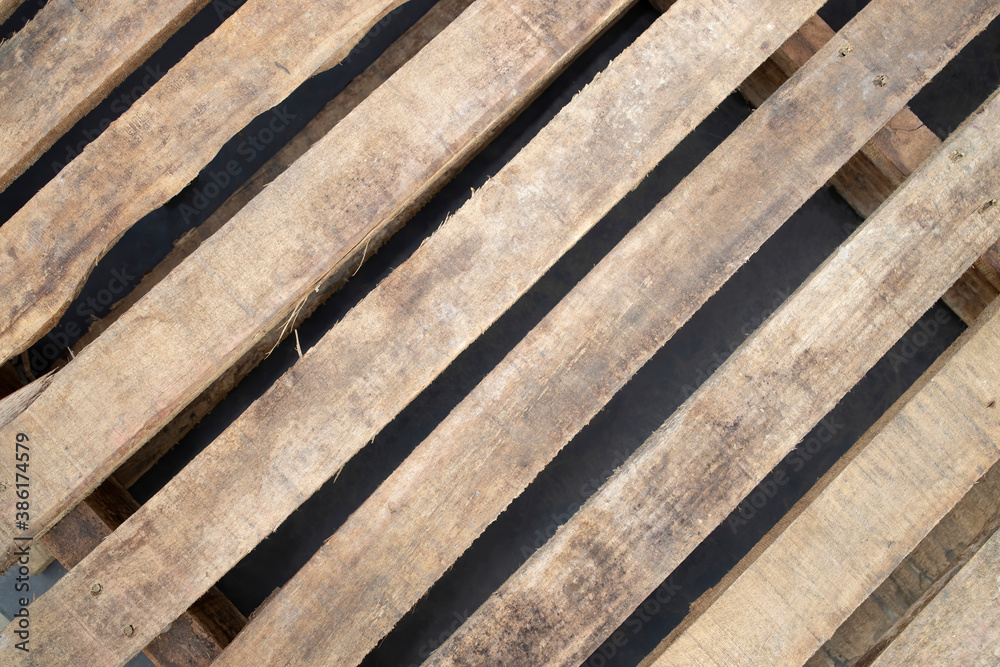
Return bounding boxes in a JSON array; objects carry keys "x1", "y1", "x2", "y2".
[{"x1": 1, "y1": 0, "x2": 998, "y2": 665}]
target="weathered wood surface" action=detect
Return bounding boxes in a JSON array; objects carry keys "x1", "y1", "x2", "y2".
[
  {"x1": 0, "y1": 0, "x2": 636, "y2": 570},
  {"x1": 730, "y1": 11, "x2": 1000, "y2": 324},
  {"x1": 808, "y1": 433, "x2": 1000, "y2": 666},
  {"x1": 0, "y1": 0, "x2": 22, "y2": 24},
  {"x1": 0, "y1": 0, "x2": 211, "y2": 192},
  {"x1": 853, "y1": 482, "x2": 1000, "y2": 666},
  {"x1": 0, "y1": 0, "x2": 409, "y2": 363},
  {"x1": 871, "y1": 517, "x2": 1000, "y2": 665},
  {"x1": 73, "y1": 0, "x2": 474, "y2": 353},
  {"x1": 39, "y1": 478, "x2": 246, "y2": 666},
  {"x1": 429, "y1": 54, "x2": 1000, "y2": 667},
  {"x1": 76, "y1": 0, "x2": 476, "y2": 489},
  {"x1": 640, "y1": 299, "x2": 1000, "y2": 666},
  {"x1": 0, "y1": 375, "x2": 51, "y2": 431},
  {"x1": 220, "y1": 1, "x2": 999, "y2": 664},
  {"x1": 27, "y1": 5, "x2": 469, "y2": 660},
  {"x1": 0, "y1": 1, "x2": 834, "y2": 663}
]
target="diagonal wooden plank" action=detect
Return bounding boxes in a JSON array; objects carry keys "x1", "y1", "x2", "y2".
[
  {"x1": 870, "y1": 515, "x2": 1000, "y2": 665},
  {"x1": 0, "y1": 1, "x2": 834, "y2": 663},
  {"x1": 428, "y1": 42, "x2": 1000, "y2": 667},
  {"x1": 640, "y1": 299, "x2": 1000, "y2": 667},
  {"x1": 0, "y1": 0, "x2": 408, "y2": 363},
  {"x1": 0, "y1": 0, "x2": 211, "y2": 192},
  {"x1": 0, "y1": 0, "x2": 638, "y2": 570},
  {"x1": 725, "y1": 11, "x2": 1000, "y2": 324},
  {"x1": 809, "y1": 459, "x2": 1000, "y2": 666},
  {"x1": 24, "y1": 4, "x2": 470, "y2": 660},
  {"x1": 0, "y1": 0, "x2": 22, "y2": 24},
  {"x1": 39, "y1": 478, "x2": 246, "y2": 666},
  {"x1": 215, "y1": 1, "x2": 1000, "y2": 664},
  {"x1": 79, "y1": 0, "x2": 476, "y2": 490}
]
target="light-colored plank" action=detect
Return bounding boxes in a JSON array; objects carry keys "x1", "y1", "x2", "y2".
[
  {"x1": 0, "y1": 1, "x2": 834, "y2": 663},
  {"x1": 429, "y1": 56, "x2": 1000, "y2": 667},
  {"x1": 640, "y1": 299, "x2": 1000, "y2": 667},
  {"x1": 0, "y1": 0, "x2": 22, "y2": 24},
  {"x1": 220, "y1": 1, "x2": 1000, "y2": 664},
  {"x1": 871, "y1": 519, "x2": 1000, "y2": 665},
  {"x1": 38, "y1": 478, "x2": 246, "y2": 666},
  {"x1": 0, "y1": 0, "x2": 638, "y2": 570},
  {"x1": 0, "y1": 375, "x2": 51, "y2": 432},
  {"x1": 0, "y1": 0, "x2": 210, "y2": 192},
  {"x1": 808, "y1": 430, "x2": 1000, "y2": 666},
  {"x1": 727, "y1": 8, "x2": 1000, "y2": 324},
  {"x1": 0, "y1": 0, "x2": 408, "y2": 362},
  {"x1": 78, "y1": 0, "x2": 476, "y2": 489},
  {"x1": 33, "y1": 4, "x2": 474, "y2": 610}
]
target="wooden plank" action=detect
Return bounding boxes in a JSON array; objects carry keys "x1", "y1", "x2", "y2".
[
  {"x1": 25, "y1": 6, "x2": 470, "y2": 660},
  {"x1": 215, "y1": 1, "x2": 1000, "y2": 664},
  {"x1": 73, "y1": 0, "x2": 474, "y2": 353},
  {"x1": 0, "y1": 0, "x2": 409, "y2": 362},
  {"x1": 728, "y1": 10, "x2": 1000, "y2": 324},
  {"x1": 808, "y1": 428, "x2": 1000, "y2": 666},
  {"x1": 870, "y1": 518, "x2": 1000, "y2": 665},
  {"x1": 852, "y1": 481, "x2": 1000, "y2": 666},
  {"x1": 0, "y1": 0, "x2": 638, "y2": 570},
  {"x1": 638, "y1": 299, "x2": 1000, "y2": 666},
  {"x1": 39, "y1": 478, "x2": 246, "y2": 666},
  {"x1": 76, "y1": 0, "x2": 476, "y2": 489},
  {"x1": 0, "y1": 375, "x2": 51, "y2": 431},
  {"x1": 0, "y1": 1, "x2": 834, "y2": 663},
  {"x1": 0, "y1": 0, "x2": 23, "y2": 24},
  {"x1": 427, "y1": 46, "x2": 1000, "y2": 667},
  {"x1": 0, "y1": 0, "x2": 211, "y2": 192}
]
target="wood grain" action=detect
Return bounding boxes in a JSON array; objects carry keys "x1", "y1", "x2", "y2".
[
  {"x1": 0, "y1": 0, "x2": 22, "y2": 24},
  {"x1": 730, "y1": 10, "x2": 1000, "y2": 324},
  {"x1": 0, "y1": 0, "x2": 210, "y2": 192},
  {"x1": 39, "y1": 478, "x2": 246, "y2": 666},
  {"x1": 429, "y1": 39, "x2": 1000, "y2": 666},
  {"x1": 0, "y1": 0, "x2": 408, "y2": 362},
  {"x1": 31, "y1": 3, "x2": 469, "y2": 660},
  {"x1": 0, "y1": 1, "x2": 831, "y2": 663},
  {"x1": 808, "y1": 415, "x2": 1000, "y2": 666},
  {"x1": 0, "y1": 0, "x2": 636, "y2": 571},
  {"x1": 221, "y1": 1, "x2": 1000, "y2": 665},
  {"x1": 641, "y1": 299, "x2": 1000, "y2": 667},
  {"x1": 871, "y1": 516, "x2": 1000, "y2": 665},
  {"x1": 78, "y1": 0, "x2": 477, "y2": 489}
]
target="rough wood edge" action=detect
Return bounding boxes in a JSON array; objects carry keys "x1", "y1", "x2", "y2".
[
  {"x1": 0, "y1": 0, "x2": 212, "y2": 192},
  {"x1": 640, "y1": 297, "x2": 1000, "y2": 666}
]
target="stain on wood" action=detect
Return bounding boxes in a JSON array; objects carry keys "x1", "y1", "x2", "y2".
[{"x1": 430, "y1": 65, "x2": 1000, "y2": 665}]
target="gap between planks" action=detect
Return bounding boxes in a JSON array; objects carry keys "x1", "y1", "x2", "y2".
[
  {"x1": 639, "y1": 295, "x2": 1000, "y2": 666},
  {"x1": 0, "y1": 0, "x2": 409, "y2": 362},
  {"x1": 0, "y1": 0, "x2": 833, "y2": 663},
  {"x1": 223, "y1": 0, "x2": 1000, "y2": 664},
  {"x1": 0, "y1": 0, "x2": 635, "y2": 570}
]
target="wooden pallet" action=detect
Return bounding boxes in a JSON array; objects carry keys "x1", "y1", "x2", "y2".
[{"x1": 1, "y1": 0, "x2": 999, "y2": 664}]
